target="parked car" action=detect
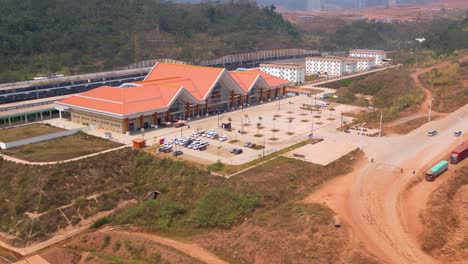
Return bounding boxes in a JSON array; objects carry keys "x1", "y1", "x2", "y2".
[
  {"x1": 454, "y1": 130, "x2": 462, "y2": 137},
  {"x1": 219, "y1": 135, "x2": 228, "y2": 141},
  {"x1": 233, "y1": 148, "x2": 243, "y2": 155},
  {"x1": 198, "y1": 145, "x2": 207, "y2": 151},
  {"x1": 173, "y1": 150, "x2": 183, "y2": 156},
  {"x1": 428, "y1": 130, "x2": 437, "y2": 137},
  {"x1": 158, "y1": 147, "x2": 171, "y2": 153},
  {"x1": 244, "y1": 142, "x2": 252, "y2": 147},
  {"x1": 229, "y1": 148, "x2": 236, "y2": 153}
]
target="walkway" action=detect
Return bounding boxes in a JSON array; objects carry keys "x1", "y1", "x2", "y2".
[{"x1": 0, "y1": 145, "x2": 130, "y2": 166}]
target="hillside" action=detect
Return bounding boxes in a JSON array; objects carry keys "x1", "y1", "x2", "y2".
[{"x1": 0, "y1": 0, "x2": 299, "y2": 82}]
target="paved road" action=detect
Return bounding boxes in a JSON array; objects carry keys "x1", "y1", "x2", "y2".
[{"x1": 305, "y1": 104, "x2": 468, "y2": 264}]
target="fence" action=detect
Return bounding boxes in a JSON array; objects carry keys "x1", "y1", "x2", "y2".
[{"x1": 0, "y1": 128, "x2": 81, "y2": 150}]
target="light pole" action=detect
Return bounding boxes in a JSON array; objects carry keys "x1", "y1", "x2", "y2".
[
  {"x1": 310, "y1": 109, "x2": 314, "y2": 138},
  {"x1": 262, "y1": 134, "x2": 265, "y2": 157},
  {"x1": 428, "y1": 98, "x2": 435, "y2": 121}
]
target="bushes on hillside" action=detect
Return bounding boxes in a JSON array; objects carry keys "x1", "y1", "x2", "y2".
[
  {"x1": 112, "y1": 200, "x2": 186, "y2": 230},
  {"x1": 191, "y1": 188, "x2": 261, "y2": 228}
]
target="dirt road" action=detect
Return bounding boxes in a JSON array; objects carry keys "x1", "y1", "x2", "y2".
[
  {"x1": 304, "y1": 104, "x2": 468, "y2": 263},
  {"x1": 411, "y1": 55, "x2": 468, "y2": 115},
  {"x1": 100, "y1": 228, "x2": 228, "y2": 264}
]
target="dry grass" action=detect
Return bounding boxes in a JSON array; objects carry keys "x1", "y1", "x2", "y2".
[
  {"x1": 0, "y1": 123, "x2": 64, "y2": 143},
  {"x1": 419, "y1": 61, "x2": 468, "y2": 113},
  {"x1": 2, "y1": 132, "x2": 122, "y2": 162},
  {"x1": 389, "y1": 117, "x2": 435, "y2": 134}
]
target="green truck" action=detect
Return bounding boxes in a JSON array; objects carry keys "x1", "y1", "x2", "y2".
[{"x1": 425, "y1": 160, "x2": 448, "y2": 182}]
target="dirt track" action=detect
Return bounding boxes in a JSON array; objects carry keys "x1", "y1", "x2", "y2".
[
  {"x1": 304, "y1": 102, "x2": 468, "y2": 263},
  {"x1": 100, "y1": 228, "x2": 228, "y2": 264}
]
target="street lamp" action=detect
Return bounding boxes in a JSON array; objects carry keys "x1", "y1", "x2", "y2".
[{"x1": 428, "y1": 98, "x2": 435, "y2": 121}]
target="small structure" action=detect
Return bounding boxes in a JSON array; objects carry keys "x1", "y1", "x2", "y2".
[
  {"x1": 143, "y1": 191, "x2": 161, "y2": 201},
  {"x1": 132, "y1": 138, "x2": 146, "y2": 149},
  {"x1": 221, "y1": 122, "x2": 232, "y2": 131}
]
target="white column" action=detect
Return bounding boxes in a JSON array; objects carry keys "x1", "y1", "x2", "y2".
[
  {"x1": 25, "y1": 114, "x2": 28, "y2": 123},
  {"x1": 40, "y1": 112, "x2": 43, "y2": 120},
  {"x1": 8, "y1": 117, "x2": 11, "y2": 126},
  {"x1": 59, "y1": 110, "x2": 62, "y2": 119}
]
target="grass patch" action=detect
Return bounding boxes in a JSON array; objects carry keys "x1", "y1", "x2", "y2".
[
  {"x1": 191, "y1": 188, "x2": 260, "y2": 228},
  {"x1": 286, "y1": 132, "x2": 295, "y2": 135},
  {"x1": 228, "y1": 140, "x2": 239, "y2": 144},
  {"x1": 0, "y1": 123, "x2": 64, "y2": 143},
  {"x1": 208, "y1": 161, "x2": 225, "y2": 171},
  {"x1": 300, "y1": 119, "x2": 309, "y2": 122},
  {"x1": 253, "y1": 134, "x2": 263, "y2": 138},
  {"x1": 2, "y1": 132, "x2": 122, "y2": 162},
  {"x1": 390, "y1": 117, "x2": 434, "y2": 134},
  {"x1": 252, "y1": 145, "x2": 264, "y2": 150},
  {"x1": 271, "y1": 129, "x2": 279, "y2": 132},
  {"x1": 268, "y1": 138, "x2": 279, "y2": 141}
]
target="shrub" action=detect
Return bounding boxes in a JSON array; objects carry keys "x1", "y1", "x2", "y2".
[
  {"x1": 191, "y1": 188, "x2": 261, "y2": 228},
  {"x1": 113, "y1": 241, "x2": 121, "y2": 252},
  {"x1": 90, "y1": 217, "x2": 110, "y2": 229},
  {"x1": 112, "y1": 200, "x2": 186, "y2": 230},
  {"x1": 208, "y1": 161, "x2": 224, "y2": 172}
]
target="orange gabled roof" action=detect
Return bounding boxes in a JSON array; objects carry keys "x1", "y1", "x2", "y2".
[
  {"x1": 58, "y1": 84, "x2": 183, "y2": 116},
  {"x1": 228, "y1": 72, "x2": 259, "y2": 92},
  {"x1": 143, "y1": 63, "x2": 224, "y2": 100},
  {"x1": 248, "y1": 70, "x2": 290, "y2": 87}
]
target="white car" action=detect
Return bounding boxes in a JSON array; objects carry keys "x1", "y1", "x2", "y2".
[{"x1": 219, "y1": 136, "x2": 228, "y2": 141}]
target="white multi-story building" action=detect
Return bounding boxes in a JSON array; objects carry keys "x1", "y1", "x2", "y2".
[
  {"x1": 345, "y1": 60, "x2": 358, "y2": 74},
  {"x1": 349, "y1": 49, "x2": 386, "y2": 65},
  {"x1": 305, "y1": 57, "x2": 347, "y2": 76},
  {"x1": 348, "y1": 57, "x2": 375, "y2": 71},
  {"x1": 259, "y1": 63, "x2": 305, "y2": 84}
]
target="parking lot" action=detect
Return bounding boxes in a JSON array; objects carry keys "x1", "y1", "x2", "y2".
[{"x1": 49, "y1": 87, "x2": 379, "y2": 165}]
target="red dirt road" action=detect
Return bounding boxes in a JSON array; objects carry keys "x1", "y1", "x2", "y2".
[{"x1": 304, "y1": 103, "x2": 468, "y2": 263}]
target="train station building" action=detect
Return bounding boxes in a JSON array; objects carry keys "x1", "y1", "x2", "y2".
[{"x1": 55, "y1": 63, "x2": 290, "y2": 133}]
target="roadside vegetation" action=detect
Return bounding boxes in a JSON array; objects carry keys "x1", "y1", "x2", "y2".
[
  {"x1": 1, "y1": 132, "x2": 122, "y2": 162},
  {"x1": 419, "y1": 60, "x2": 468, "y2": 113},
  {"x1": 420, "y1": 166, "x2": 468, "y2": 262}
]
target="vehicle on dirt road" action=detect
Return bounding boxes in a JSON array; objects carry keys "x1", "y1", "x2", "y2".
[
  {"x1": 454, "y1": 130, "x2": 462, "y2": 137},
  {"x1": 425, "y1": 160, "x2": 448, "y2": 181},
  {"x1": 450, "y1": 141, "x2": 468, "y2": 164},
  {"x1": 427, "y1": 130, "x2": 437, "y2": 136}
]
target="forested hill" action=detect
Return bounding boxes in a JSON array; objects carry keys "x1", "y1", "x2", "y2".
[{"x1": 0, "y1": 0, "x2": 300, "y2": 82}]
